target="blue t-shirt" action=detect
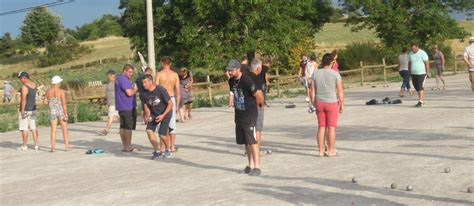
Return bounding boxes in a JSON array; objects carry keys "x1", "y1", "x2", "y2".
[
  {"x1": 115, "y1": 74, "x2": 136, "y2": 111},
  {"x1": 143, "y1": 85, "x2": 171, "y2": 118},
  {"x1": 409, "y1": 49, "x2": 429, "y2": 75}
]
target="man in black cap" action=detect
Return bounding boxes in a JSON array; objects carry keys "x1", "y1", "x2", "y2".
[
  {"x1": 227, "y1": 59, "x2": 264, "y2": 176},
  {"x1": 17, "y1": 71, "x2": 39, "y2": 151}
]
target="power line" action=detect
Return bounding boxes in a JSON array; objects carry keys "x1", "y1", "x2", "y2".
[{"x1": 0, "y1": 0, "x2": 75, "y2": 17}]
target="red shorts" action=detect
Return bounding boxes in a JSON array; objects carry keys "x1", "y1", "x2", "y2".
[{"x1": 316, "y1": 102, "x2": 339, "y2": 127}]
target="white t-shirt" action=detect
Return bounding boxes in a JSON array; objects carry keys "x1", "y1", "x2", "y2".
[
  {"x1": 464, "y1": 43, "x2": 474, "y2": 71},
  {"x1": 305, "y1": 61, "x2": 317, "y2": 78}
]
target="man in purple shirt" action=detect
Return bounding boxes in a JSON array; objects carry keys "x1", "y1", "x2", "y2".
[{"x1": 115, "y1": 64, "x2": 139, "y2": 152}]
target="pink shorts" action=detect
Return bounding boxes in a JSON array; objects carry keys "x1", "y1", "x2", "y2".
[{"x1": 316, "y1": 102, "x2": 339, "y2": 127}]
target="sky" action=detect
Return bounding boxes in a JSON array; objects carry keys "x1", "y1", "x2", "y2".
[{"x1": 0, "y1": 0, "x2": 122, "y2": 37}]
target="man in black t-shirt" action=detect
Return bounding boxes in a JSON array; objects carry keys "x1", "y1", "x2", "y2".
[
  {"x1": 136, "y1": 67, "x2": 153, "y2": 124},
  {"x1": 142, "y1": 74, "x2": 174, "y2": 159},
  {"x1": 260, "y1": 62, "x2": 270, "y2": 105},
  {"x1": 240, "y1": 56, "x2": 250, "y2": 74},
  {"x1": 226, "y1": 59, "x2": 264, "y2": 176}
]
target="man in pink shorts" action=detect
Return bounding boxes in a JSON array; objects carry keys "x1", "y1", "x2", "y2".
[{"x1": 311, "y1": 53, "x2": 344, "y2": 157}]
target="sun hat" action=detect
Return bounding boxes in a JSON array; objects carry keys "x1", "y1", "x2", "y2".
[{"x1": 51, "y1": 75, "x2": 63, "y2": 84}]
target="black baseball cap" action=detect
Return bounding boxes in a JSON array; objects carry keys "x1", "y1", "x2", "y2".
[{"x1": 18, "y1": 71, "x2": 29, "y2": 78}]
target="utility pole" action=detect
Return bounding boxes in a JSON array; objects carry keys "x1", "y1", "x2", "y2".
[{"x1": 146, "y1": 0, "x2": 156, "y2": 76}]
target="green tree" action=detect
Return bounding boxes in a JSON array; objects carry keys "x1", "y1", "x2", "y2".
[
  {"x1": 74, "y1": 14, "x2": 123, "y2": 40},
  {"x1": 119, "y1": 0, "x2": 333, "y2": 71},
  {"x1": 0, "y1": 33, "x2": 14, "y2": 58},
  {"x1": 20, "y1": 6, "x2": 61, "y2": 47},
  {"x1": 343, "y1": 0, "x2": 470, "y2": 48}
]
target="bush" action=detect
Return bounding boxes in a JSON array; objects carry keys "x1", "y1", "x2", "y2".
[
  {"x1": 0, "y1": 103, "x2": 102, "y2": 132},
  {"x1": 286, "y1": 37, "x2": 317, "y2": 75},
  {"x1": 192, "y1": 95, "x2": 228, "y2": 108},
  {"x1": 337, "y1": 42, "x2": 398, "y2": 71}
]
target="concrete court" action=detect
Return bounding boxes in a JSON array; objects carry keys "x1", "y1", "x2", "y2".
[{"x1": 1, "y1": 73, "x2": 473, "y2": 205}]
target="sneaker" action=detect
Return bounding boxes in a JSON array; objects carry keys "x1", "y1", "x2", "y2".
[
  {"x1": 17, "y1": 145, "x2": 28, "y2": 151},
  {"x1": 305, "y1": 97, "x2": 310, "y2": 102},
  {"x1": 249, "y1": 168, "x2": 261, "y2": 176},
  {"x1": 243, "y1": 166, "x2": 252, "y2": 174},
  {"x1": 163, "y1": 150, "x2": 172, "y2": 158},
  {"x1": 150, "y1": 151, "x2": 162, "y2": 160},
  {"x1": 34, "y1": 145, "x2": 39, "y2": 150},
  {"x1": 414, "y1": 101, "x2": 424, "y2": 107}
]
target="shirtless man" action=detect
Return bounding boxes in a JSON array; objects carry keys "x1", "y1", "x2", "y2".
[{"x1": 155, "y1": 56, "x2": 180, "y2": 152}]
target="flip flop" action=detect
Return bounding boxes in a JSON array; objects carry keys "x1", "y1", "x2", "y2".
[
  {"x1": 171, "y1": 146, "x2": 178, "y2": 153},
  {"x1": 122, "y1": 148, "x2": 140, "y2": 152}
]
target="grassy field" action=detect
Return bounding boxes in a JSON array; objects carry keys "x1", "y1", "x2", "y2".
[
  {"x1": 315, "y1": 21, "x2": 474, "y2": 54},
  {"x1": 314, "y1": 23, "x2": 379, "y2": 49},
  {"x1": 0, "y1": 36, "x2": 133, "y2": 79}
]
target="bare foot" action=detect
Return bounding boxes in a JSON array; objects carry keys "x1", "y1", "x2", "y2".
[
  {"x1": 327, "y1": 150, "x2": 337, "y2": 157},
  {"x1": 50, "y1": 148, "x2": 55, "y2": 152},
  {"x1": 65, "y1": 145, "x2": 71, "y2": 151}
]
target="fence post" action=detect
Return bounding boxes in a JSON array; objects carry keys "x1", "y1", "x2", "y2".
[
  {"x1": 207, "y1": 75, "x2": 213, "y2": 107},
  {"x1": 382, "y1": 58, "x2": 387, "y2": 84},
  {"x1": 276, "y1": 68, "x2": 281, "y2": 97},
  {"x1": 73, "y1": 102, "x2": 78, "y2": 123},
  {"x1": 99, "y1": 58, "x2": 102, "y2": 64},
  {"x1": 453, "y1": 51, "x2": 457, "y2": 74},
  {"x1": 360, "y1": 61, "x2": 364, "y2": 86}
]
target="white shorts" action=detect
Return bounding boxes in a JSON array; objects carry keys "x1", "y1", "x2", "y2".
[
  {"x1": 169, "y1": 97, "x2": 176, "y2": 134},
  {"x1": 108, "y1": 105, "x2": 119, "y2": 117},
  {"x1": 18, "y1": 111, "x2": 37, "y2": 131}
]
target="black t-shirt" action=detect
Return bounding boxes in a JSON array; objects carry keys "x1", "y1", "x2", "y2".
[
  {"x1": 259, "y1": 65, "x2": 269, "y2": 86},
  {"x1": 240, "y1": 64, "x2": 250, "y2": 74},
  {"x1": 142, "y1": 85, "x2": 171, "y2": 118},
  {"x1": 228, "y1": 73, "x2": 260, "y2": 125},
  {"x1": 300, "y1": 60, "x2": 307, "y2": 77}
]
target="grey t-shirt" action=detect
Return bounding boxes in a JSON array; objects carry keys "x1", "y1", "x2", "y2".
[
  {"x1": 311, "y1": 68, "x2": 342, "y2": 103},
  {"x1": 3, "y1": 84, "x2": 13, "y2": 96},
  {"x1": 433, "y1": 51, "x2": 444, "y2": 68},
  {"x1": 106, "y1": 81, "x2": 115, "y2": 106},
  {"x1": 399, "y1": 54, "x2": 409, "y2": 71}
]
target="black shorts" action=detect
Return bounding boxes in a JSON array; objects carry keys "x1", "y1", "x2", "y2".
[
  {"x1": 139, "y1": 96, "x2": 145, "y2": 112},
  {"x1": 146, "y1": 113, "x2": 172, "y2": 136},
  {"x1": 236, "y1": 123, "x2": 257, "y2": 145},
  {"x1": 411, "y1": 74, "x2": 427, "y2": 91},
  {"x1": 119, "y1": 109, "x2": 137, "y2": 130}
]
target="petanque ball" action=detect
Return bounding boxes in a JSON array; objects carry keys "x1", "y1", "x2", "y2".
[
  {"x1": 352, "y1": 177, "x2": 358, "y2": 183},
  {"x1": 267, "y1": 150, "x2": 272, "y2": 154},
  {"x1": 391, "y1": 183, "x2": 397, "y2": 189},
  {"x1": 406, "y1": 185, "x2": 413, "y2": 191},
  {"x1": 468, "y1": 187, "x2": 473, "y2": 193},
  {"x1": 444, "y1": 167, "x2": 451, "y2": 173}
]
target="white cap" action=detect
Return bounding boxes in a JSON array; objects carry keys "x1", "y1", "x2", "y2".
[{"x1": 51, "y1": 76, "x2": 63, "y2": 84}]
